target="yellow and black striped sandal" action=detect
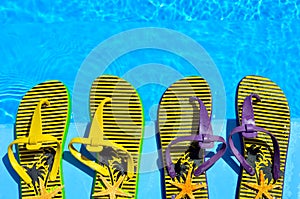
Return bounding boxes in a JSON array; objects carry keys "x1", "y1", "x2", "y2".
[
  {"x1": 158, "y1": 76, "x2": 227, "y2": 199},
  {"x1": 7, "y1": 80, "x2": 70, "y2": 199},
  {"x1": 229, "y1": 75, "x2": 290, "y2": 199},
  {"x1": 68, "y1": 75, "x2": 143, "y2": 198}
]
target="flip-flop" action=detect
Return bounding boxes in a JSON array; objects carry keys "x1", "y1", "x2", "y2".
[
  {"x1": 158, "y1": 76, "x2": 227, "y2": 199},
  {"x1": 8, "y1": 80, "x2": 70, "y2": 199},
  {"x1": 229, "y1": 75, "x2": 290, "y2": 199},
  {"x1": 68, "y1": 75, "x2": 143, "y2": 198}
]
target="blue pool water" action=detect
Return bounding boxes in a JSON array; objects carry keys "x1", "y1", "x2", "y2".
[
  {"x1": 0, "y1": 0, "x2": 300, "y2": 22},
  {"x1": 1, "y1": 21, "x2": 300, "y2": 122},
  {"x1": 1, "y1": 1, "x2": 300, "y2": 199}
]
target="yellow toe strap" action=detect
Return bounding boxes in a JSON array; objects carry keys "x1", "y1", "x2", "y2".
[
  {"x1": 68, "y1": 137, "x2": 134, "y2": 178},
  {"x1": 8, "y1": 136, "x2": 61, "y2": 184},
  {"x1": 68, "y1": 97, "x2": 134, "y2": 178},
  {"x1": 8, "y1": 99, "x2": 62, "y2": 184}
]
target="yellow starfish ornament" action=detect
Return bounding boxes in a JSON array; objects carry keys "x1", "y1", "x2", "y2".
[
  {"x1": 245, "y1": 170, "x2": 281, "y2": 199},
  {"x1": 24, "y1": 178, "x2": 64, "y2": 199},
  {"x1": 170, "y1": 167, "x2": 206, "y2": 199},
  {"x1": 93, "y1": 175, "x2": 133, "y2": 199}
]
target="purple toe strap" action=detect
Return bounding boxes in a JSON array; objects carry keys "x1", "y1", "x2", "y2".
[
  {"x1": 166, "y1": 134, "x2": 226, "y2": 178},
  {"x1": 229, "y1": 94, "x2": 281, "y2": 180},
  {"x1": 165, "y1": 97, "x2": 227, "y2": 178}
]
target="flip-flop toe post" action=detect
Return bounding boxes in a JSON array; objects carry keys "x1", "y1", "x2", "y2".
[
  {"x1": 229, "y1": 75, "x2": 290, "y2": 199},
  {"x1": 158, "y1": 76, "x2": 227, "y2": 199},
  {"x1": 68, "y1": 75, "x2": 143, "y2": 198},
  {"x1": 8, "y1": 80, "x2": 70, "y2": 199}
]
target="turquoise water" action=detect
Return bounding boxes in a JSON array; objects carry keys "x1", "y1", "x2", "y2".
[
  {"x1": 1, "y1": 1, "x2": 300, "y2": 199},
  {"x1": 0, "y1": 0, "x2": 299, "y2": 22},
  {"x1": 1, "y1": 21, "x2": 300, "y2": 123}
]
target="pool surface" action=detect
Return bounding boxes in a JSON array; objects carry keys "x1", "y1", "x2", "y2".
[{"x1": 1, "y1": 1, "x2": 300, "y2": 199}]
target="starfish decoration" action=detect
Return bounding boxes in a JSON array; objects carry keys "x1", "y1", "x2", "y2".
[
  {"x1": 170, "y1": 167, "x2": 206, "y2": 199},
  {"x1": 245, "y1": 170, "x2": 281, "y2": 199},
  {"x1": 93, "y1": 175, "x2": 133, "y2": 199},
  {"x1": 24, "y1": 178, "x2": 64, "y2": 199}
]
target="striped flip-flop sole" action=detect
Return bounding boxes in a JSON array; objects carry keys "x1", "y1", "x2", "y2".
[
  {"x1": 237, "y1": 75, "x2": 290, "y2": 199},
  {"x1": 90, "y1": 75, "x2": 143, "y2": 199},
  {"x1": 158, "y1": 76, "x2": 211, "y2": 199},
  {"x1": 15, "y1": 80, "x2": 69, "y2": 198}
]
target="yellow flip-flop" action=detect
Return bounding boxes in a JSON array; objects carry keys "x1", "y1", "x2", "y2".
[
  {"x1": 229, "y1": 75, "x2": 290, "y2": 199},
  {"x1": 8, "y1": 80, "x2": 70, "y2": 199},
  {"x1": 68, "y1": 75, "x2": 144, "y2": 198},
  {"x1": 158, "y1": 76, "x2": 226, "y2": 199}
]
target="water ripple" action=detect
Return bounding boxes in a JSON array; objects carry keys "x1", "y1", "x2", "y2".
[
  {"x1": 0, "y1": 0, "x2": 300, "y2": 23},
  {"x1": 0, "y1": 21, "x2": 300, "y2": 123}
]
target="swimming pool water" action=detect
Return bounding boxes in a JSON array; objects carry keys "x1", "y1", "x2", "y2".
[
  {"x1": 1, "y1": 1, "x2": 300, "y2": 199},
  {"x1": 0, "y1": 0, "x2": 300, "y2": 23},
  {"x1": 1, "y1": 21, "x2": 300, "y2": 123}
]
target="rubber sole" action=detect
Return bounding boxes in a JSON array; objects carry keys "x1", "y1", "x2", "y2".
[
  {"x1": 15, "y1": 80, "x2": 69, "y2": 198},
  {"x1": 90, "y1": 75, "x2": 143, "y2": 199},
  {"x1": 236, "y1": 75, "x2": 290, "y2": 199},
  {"x1": 158, "y1": 76, "x2": 211, "y2": 199}
]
